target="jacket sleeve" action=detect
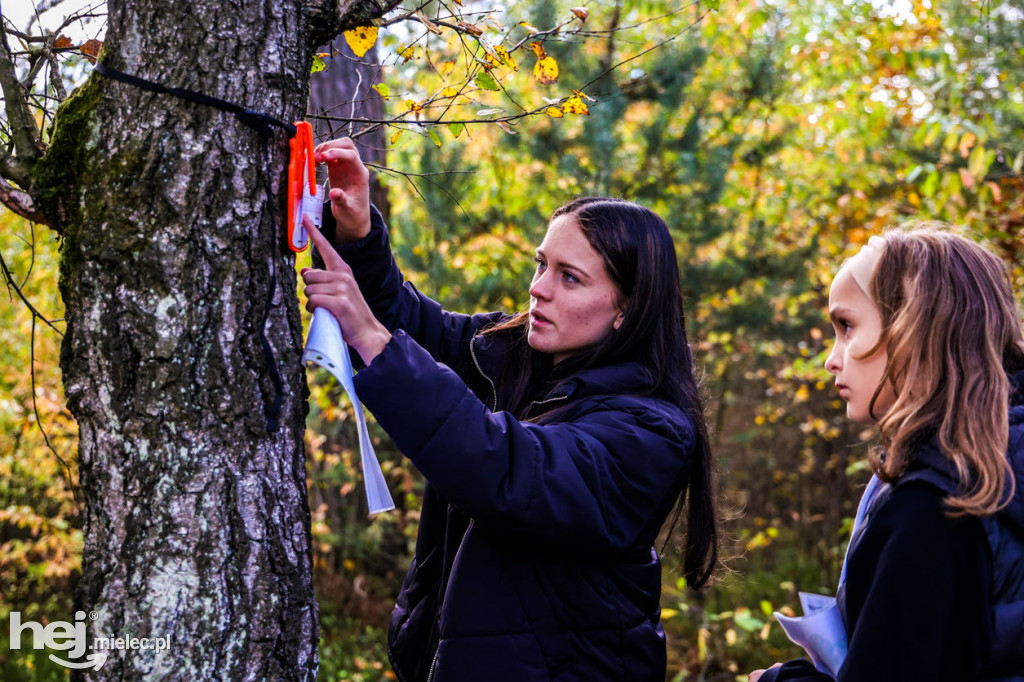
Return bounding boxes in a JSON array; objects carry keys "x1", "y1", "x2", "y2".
[
  {"x1": 761, "y1": 482, "x2": 992, "y2": 682},
  {"x1": 316, "y1": 204, "x2": 503, "y2": 369},
  {"x1": 353, "y1": 331, "x2": 694, "y2": 553}
]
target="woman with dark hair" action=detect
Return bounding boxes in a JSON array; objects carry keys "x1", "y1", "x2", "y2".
[{"x1": 301, "y1": 138, "x2": 718, "y2": 682}]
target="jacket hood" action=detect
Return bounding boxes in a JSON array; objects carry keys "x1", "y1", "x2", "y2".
[
  {"x1": 900, "y1": 370, "x2": 1024, "y2": 532},
  {"x1": 1003, "y1": 371, "x2": 1024, "y2": 533}
]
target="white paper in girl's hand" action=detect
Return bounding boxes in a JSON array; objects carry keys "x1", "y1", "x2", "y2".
[
  {"x1": 774, "y1": 593, "x2": 848, "y2": 678},
  {"x1": 303, "y1": 307, "x2": 395, "y2": 514}
]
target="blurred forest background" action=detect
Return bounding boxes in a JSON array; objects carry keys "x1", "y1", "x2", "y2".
[{"x1": 2, "y1": 0, "x2": 1022, "y2": 679}]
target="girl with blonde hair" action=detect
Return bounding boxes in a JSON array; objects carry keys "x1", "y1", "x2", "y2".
[{"x1": 751, "y1": 224, "x2": 1024, "y2": 681}]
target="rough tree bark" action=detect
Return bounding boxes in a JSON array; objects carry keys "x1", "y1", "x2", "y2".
[{"x1": 1, "y1": 0, "x2": 398, "y2": 679}]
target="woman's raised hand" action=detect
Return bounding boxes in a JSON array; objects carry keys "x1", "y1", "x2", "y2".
[
  {"x1": 313, "y1": 137, "x2": 371, "y2": 244},
  {"x1": 301, "y1": 216, "x2": 391, "y2": 365}
]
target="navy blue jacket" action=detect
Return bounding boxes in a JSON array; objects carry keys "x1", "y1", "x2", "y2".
[
  {"x1": 328, "y1": 208, "x2": 697, "y2": 681},
  {"x1": 761, "y1": 373, "x2": 1024, "y2": 682}
]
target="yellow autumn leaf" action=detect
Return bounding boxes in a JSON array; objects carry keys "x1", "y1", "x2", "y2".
[
  {"x1": 520, "y1": 21, "x2": 540, "y2": 34},
  {"x1": 495, "y1": 45, "x2": 518, "y2": 71},
  {"x1": 529, "y1": 41, "x2": 547, "y2": 58},
  {"x1": 958, "y1": 131, "x2": 976, "y2": 159},
  {"x1": 390, "y1": 129, "x2": 404, "y2": 144},
  {"x1": 545, "y1": 107, "x2": 564, "y2": 118},
  {"x1": 574, "y1": 89, "x2": 596, "y2": 102},
  {"x1": 561, "y1": 94, "x2": 589, "y2": 115},
  {"x1": 439, "y1": 61, "x2": 456, "y2": 76},
  {"x1": 442, "y1": 86, "x2": 458, "y2": 98},
  {"x1": 534, "y1": 56, "x2": 559, "y2": 85},
  {"x1": 398, "y1": 45, "x2": 416, "y2": 62},
  {"x1": 344, "y1": 26, "x2": 378, "y2": 58},
  {"x1": 405, "y1": 100, "x2": 424, "y2": 112}
]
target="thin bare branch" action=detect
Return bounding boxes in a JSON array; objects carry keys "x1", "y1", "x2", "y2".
[
  {"x1": 0, "y1": 249, "x2": 64, "y2": 334},
  {"x1": 0, "y1": 175, "x2": 49, "y2": 224},
  {"x1": 47, "y1": 48, "x2": 68, "y2": 101},
  {"x1": 30, "y1": 314, "x2": 80, "y2": 508},
  {"x1": 2, "y1": 27, "x2": 47, "y2": 43},
  {"x1": 371, "y1": 162, "x2": 473, "y2": 221},
  {"x1": 0, "y1": 27, "x2": 46, "y2": 164},
  {"x1": 19, "y1": 223, "x2": 38, "y2": 290},
  {"x1": 574, "y1": 8, "x2": 711, "y2": 95},
  {"x1": 364, "y1": 162, "x2": 473, "y2": 178}
]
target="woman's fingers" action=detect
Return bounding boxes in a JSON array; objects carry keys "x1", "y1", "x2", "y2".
[
  {"x1": 314, "y1": 141, "x2": 367, "y2": 183},
  {"x1": 305, "y1": 294, "x2": 342, "y2": 315},
  {"x1": 313, "y1": 137, "x2": 358, "y2": 155},
  {"x1": 329, "y1": 187, "x2": 351, "y2": 204},
  {"x1": 315, "y1": 146, "x2": 360, "y2": 163},
  {"x1": 303, "y1": 217, "x2": 347, "y2": 272},
  {"x1": 300, "y1": 269, "x2": 342, "y2": 285}
]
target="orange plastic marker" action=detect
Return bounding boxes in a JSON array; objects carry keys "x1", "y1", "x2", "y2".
[{"x1": 287, "y1": 121, "x2": 321, "y2": 252}]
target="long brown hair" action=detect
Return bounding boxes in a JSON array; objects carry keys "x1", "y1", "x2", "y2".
[
  {"x1": 483, "y1": 197, "x2": 718, "y2": 587},
  {"x1": 866, "y1": 224, "x2": 1024, "y2": 516}
]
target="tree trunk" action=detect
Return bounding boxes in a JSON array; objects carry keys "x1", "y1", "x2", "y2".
[{"x1": 30, "y1": 0, "x2": 397, "y2": 679}]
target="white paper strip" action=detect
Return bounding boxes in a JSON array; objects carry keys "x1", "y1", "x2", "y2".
[
  {"x1": 774, "y1": 592, "x2": 848, "y2": 678},
  {"x1": 303, "y1": 307, "x2": 395, "y2": 514}
]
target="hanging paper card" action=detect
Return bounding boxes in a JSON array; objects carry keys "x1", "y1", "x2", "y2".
[
  {"x1": 303, "y1": 307, "x2": 394, "y2": 514},
  {"x1": 774, "y1": 593, "x2": 848, "y2": 678}
]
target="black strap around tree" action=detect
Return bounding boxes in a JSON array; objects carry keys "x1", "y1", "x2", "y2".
[
  {"x1": 95, "y1": 63, "x2": 297, "y2": 138},
  {"x1": 95, "y1": 62, "x2": 292, "y2": 433}
]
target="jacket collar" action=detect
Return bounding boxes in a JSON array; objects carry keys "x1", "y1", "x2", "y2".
[{"x1": 469, "y1": 329, "x2": 657, "y2": 406}]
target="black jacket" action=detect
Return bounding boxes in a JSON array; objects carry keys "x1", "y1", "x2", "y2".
[
  {"x1": 328, "y1": 207, "x2": 699, "y2": 681},
  {"x1": 761, "y1": 372, "x2": 1024, "y2": 681}
]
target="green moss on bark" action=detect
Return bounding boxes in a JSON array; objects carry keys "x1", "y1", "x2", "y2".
[{"x1": 32, "y1": 76, "x2": 103, "y2": 238}]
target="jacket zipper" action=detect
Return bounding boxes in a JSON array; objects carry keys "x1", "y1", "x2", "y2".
[
  {"x1": 469, "y1": 335, "x2": 498, "y2": 412},
  {"x1": 426, "y1": 647, "x2": 440, "y2": 682},
  {"x1": 530, "y1": 394, "x2": 568, "y2": 407},
  {"x1": 417, "y1": 339, "x2": 568, "y2": 682}
]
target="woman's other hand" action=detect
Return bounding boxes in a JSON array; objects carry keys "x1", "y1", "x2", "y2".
[
  {"x1": 313, "y1": 137, "x2": 371, "y2": 243},
  {"x1": 301, "y1": 216, "x2": 391, "y2": 365}
]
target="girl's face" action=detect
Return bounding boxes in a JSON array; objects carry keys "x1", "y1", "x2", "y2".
[
  {"x1": 528, "y1": 215, "x2": 625, "y2": 364},
  {"x1": 824, "y1": 267, "x2": 895, "y2": 424}
]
